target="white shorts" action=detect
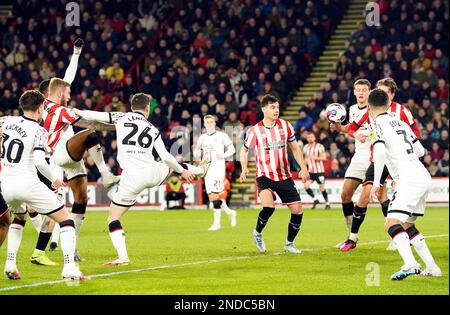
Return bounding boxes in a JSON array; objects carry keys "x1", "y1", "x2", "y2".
[
  {"x1": 111, "y1": 163, "x2": 171, "y2": 207},
  {"x1": 51, "y1": 139, "x2": 87, "y2": 181},
  {"x1": 0, "y1": 177, "x2": 64, "y2": 215},
  {"x1": 387, "y1": 170, "x2": 431, "y2": 223},
  {"x1": 204, "y1": 164, "x2": 225, "y2": 194},
  {"x1": 344, "y1": 155, "x2": 371, "y2": 182}
]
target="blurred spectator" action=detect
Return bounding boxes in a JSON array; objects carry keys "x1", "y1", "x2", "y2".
[{"x1": 294, "y1": 110, "x2": 313, "y2": 132}]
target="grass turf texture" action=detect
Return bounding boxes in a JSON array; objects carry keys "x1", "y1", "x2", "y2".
[{"x1": 0, "y1": 207, "x2": 448, "y2": 295}]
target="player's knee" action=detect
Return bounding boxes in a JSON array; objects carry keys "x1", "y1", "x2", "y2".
[
  {"x1": 59, "y1": 219, "x2": 75, "y2": 229},
  {"x1": 108, "y1": 220, "x2": 123, "y2": 232},
  {"x1": 384, "y1": 218, "x2": 399, "y2": 232},
  {"x1": 84, "y1": 132, "x2": 100, "y2": 149},
  {"x1": 0, "y1": 214, "x2": 10, "y2": 227},
  {"x1": 290, "y1": 205, "x2": 302, "y2": 215},
  {"x1": 341, "y1": 190, "x2": 352, "y2": 203},
  {"x1": 212, "y1": 200, "x2": 223, "y2": 209},
  {"x1": 405, "y1": 225, "x2": 420, "y2": 239},
  {"x1": 72, "y1": 202, "x2": 87, "y2": 215}
]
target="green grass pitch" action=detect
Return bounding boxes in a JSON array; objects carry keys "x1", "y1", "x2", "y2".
[{"x1": 0, "y1": 207, "x2": 448, "y2": 295}]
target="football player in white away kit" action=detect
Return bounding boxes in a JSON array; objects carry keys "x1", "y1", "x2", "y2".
[
  {"x1": 194, "y1": 115, "x2": 237, "y2": 231},
  {"x1": 74, "y1": 93, "x2": 210, "y2": 265},
  {"x1": 368, "y1": 89, "x2": 441, "y2": 280},
  {"x1": 0, "y1": 90, "x2": 89, "y2": 280}
]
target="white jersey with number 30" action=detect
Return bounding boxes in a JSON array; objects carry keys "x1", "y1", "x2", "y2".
[
  {"x1": 0, "y1": 116, "x2": 49, "y2": 178},
  {"x1": 111, "y1": 112, "x2": 160, "y2": 170}
]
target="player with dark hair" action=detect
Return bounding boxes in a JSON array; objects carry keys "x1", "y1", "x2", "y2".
[
  {"x1": 1, "y1": 90, "x2": 89, "y2": 280},
  {"x1": 368, "y1": 88, "x2": 441, "y2": 279},
  {"x1": 240, "y1": 94, "x2": 310, "y2": 254},
  {"x1": 332, "y1": 78, "x2": 420, "y2": 252},
  {"x1": 74, "y1": 92, "x2": 211, "y2": 265}
]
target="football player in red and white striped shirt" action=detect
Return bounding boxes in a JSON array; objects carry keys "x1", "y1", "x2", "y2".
[
  {"x1": 303, "y1": 132, "x2": 330, "y2": 209},
  {"x1": 39, "y1": 77, "x2": 117, "y2": 261},
  {"x1": 240, "y1": 94, "x2": 309, "y2": 254},
  {"x1": 336, "y1": 78, "x2": 421, "y2": 252}
]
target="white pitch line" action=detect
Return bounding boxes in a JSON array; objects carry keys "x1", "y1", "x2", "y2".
[{"x1": 0, "y1": 234, "x2": 448, "y2": 292}]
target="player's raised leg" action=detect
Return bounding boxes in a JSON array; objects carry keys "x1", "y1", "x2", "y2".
[{"x1": 66, "y1": 129, "x2": 117, "y2": 187}]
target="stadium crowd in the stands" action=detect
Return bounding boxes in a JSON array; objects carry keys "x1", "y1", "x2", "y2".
[{"x1": 0, "y1": 0, "x2": 448, "y2": 182}]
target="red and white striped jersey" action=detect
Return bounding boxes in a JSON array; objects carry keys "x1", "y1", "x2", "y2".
[
  {"x1": 349, "y1": 101, "x2": 420, "y2": 162},
  {"x1": 42, "y1": 100, "x2": 80, "y2": 152},
  {"x1": 303, "y1": 142, "x2": 325, "y2": 174},
  {"x1": 244, "y1": 118, "x2": 295, "y2": 181}
]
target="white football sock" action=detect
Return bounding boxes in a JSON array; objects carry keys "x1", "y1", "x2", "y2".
[
  {"x1": 72, "y1": 213, "x2": 84, "y2": 237},
  {"x1": 213, "y1": 209, "x2": 221, "y2": 226},
  {"x1": 221, "y1": 200, "x2": 233, "y2": 215},
  {"x1": 393, "y1": 232, "x2": 419, "y2": 267},
  {"x1": 60, "y1": 225, "x2": 76, "y2": 267},
  {"x1": 88, "y1": 145, "x2": 109, "y2": 175},
  {"x1": 410, "y1": 233, "x2": 437, "y2": 269},
  {"x1": 29, "y1": 214, "x2": 42, "y2": 233},
  {"x1": 6, "y1": 223, "x2": 24, "y2": 267},
  {"x1": 349, "y1": 233, "x2": 358, "y2": 242},
  {"x1": 51, "y1": 223, "x2": 60, "y2": 245},
  {"x1": 109, "y1": 229, "x2": 128, "y2": 260}
]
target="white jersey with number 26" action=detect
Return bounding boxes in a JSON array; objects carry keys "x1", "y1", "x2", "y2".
[{"x1": 111, "y1": 112, "x2": 160, "y2": 170}]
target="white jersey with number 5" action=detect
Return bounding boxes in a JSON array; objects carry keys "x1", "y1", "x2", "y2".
[
  {"x1": 111, "y1": 112, "x2": 160, "y2": 170},
  {"x1": 0, "y1": 116, "x2": 49, "y2": 178}
]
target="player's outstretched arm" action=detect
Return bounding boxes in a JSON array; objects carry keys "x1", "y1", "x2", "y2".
[
  {"x1": 288, "y1": 140, "x2": 310, "y2": 183},
  {"x1": 63, "y1": 38, "x2": 84, "y2": 85},
  {"x1": 73, "y1": 109, "x2": 116, "y2": 131}
]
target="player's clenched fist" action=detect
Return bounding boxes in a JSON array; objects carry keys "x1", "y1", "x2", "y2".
[{"x1": 240, "y1": 168, "x2": 249, "y2": 183}]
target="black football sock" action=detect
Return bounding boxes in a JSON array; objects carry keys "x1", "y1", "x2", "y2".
[
  {"x1": 350, "y1": 206, "x2": 367, "y2": 234},
  {"x1": 381, "y1": 199, "x2": 390, "y2": 217},
  {"x1": 255, "y1": 207, "x2": 275, "y2": 233},
  {"x1": 287, "y1": 213, "x2": 303, "y2": 242}
]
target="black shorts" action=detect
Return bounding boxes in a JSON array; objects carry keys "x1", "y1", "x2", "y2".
[
  {"x1": 363, "y1": 162, "x2": 390, "y2": 186},
  {"x1": 309, "y1": 173, "x2": 326, "y2": 185},
  {"x1": 256, "y1": 176, "x2": 301, "y2": 205}
]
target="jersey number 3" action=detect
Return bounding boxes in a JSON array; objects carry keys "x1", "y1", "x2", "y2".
[
  {"x1": 396, "y1": 130, "x2": 413, "y2": 154},
  {"x1": 122, "y1": 123, "x2": 153, "y2": 148},
  {"x1": 1, "y1": 134, "x2": 24, "y2": 163}
]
